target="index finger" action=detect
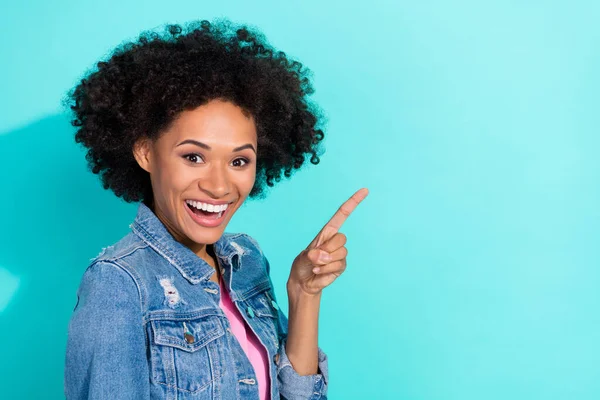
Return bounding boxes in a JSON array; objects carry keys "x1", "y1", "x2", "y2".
[{"x1": 309, "y1": 187, "x2": 369, "y2": 249}]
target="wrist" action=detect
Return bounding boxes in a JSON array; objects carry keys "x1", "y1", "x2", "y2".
[{"x1": 287, "y1": 279, "x2": 322, "y2": 305}]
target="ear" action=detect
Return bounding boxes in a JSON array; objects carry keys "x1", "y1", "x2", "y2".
[{"x1": 132, "y1": 138, "x2": 153, "y2": 173}]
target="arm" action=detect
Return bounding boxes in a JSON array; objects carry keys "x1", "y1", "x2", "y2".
[
  {"x1": 285, "y1": 282, "x2": 322, "y2": 375},
  {"x1": 273, "y1": 188, "x2": 368, "y2": 399},
  {"x1": 64, "y1": 261, "x2": 150, "y2": 400}
]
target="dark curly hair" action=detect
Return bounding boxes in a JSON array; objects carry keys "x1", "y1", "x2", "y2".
[{"x1": 63, "y1": 19, "x2": 325, "y2": 202}]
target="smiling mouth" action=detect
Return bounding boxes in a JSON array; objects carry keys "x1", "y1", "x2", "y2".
[{"x1": 185, "y1": 200, "x2": 231, "y2": 219}]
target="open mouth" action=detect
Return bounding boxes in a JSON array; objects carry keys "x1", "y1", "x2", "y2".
[{"x1": 185, "y1": 200, "x2": 230, "y2": 221}]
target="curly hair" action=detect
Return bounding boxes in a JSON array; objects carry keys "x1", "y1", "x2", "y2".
[{"x1": 64, "y1": 19, "x2": 325, "y2": 202}]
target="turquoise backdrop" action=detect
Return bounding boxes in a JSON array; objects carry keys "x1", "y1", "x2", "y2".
[{"x1": 1, "y1": 1, "x2": 599, "y2": 399}]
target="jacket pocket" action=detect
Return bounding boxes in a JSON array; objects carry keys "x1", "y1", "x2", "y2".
[{"x1": 149, "y1": 312, "x2": 225, "y2": 394}]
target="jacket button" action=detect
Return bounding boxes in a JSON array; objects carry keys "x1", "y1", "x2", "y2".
[
  {"x1": 270, "y1": 300, "x2": 279, "y2": 310},
  {"x1": 246, "y1": 306, "x2": 255, "y2": 318},
  {"x1": 184, "y1": 333, "x2": 195, "y2": 344},
  {"x1": 273, "y1": 354, "x2": 280, "y2": 365}
]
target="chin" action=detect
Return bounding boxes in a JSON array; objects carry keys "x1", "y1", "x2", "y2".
[{"x1": 189, "y1": 230, "x2": 224, "y2": 246}]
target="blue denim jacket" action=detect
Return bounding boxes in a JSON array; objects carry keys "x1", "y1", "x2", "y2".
[{"x1": 65, "y1": 203, "x2": 329, "y2": 399}]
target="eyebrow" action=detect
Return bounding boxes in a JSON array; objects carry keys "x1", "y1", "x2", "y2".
[{"x1": 176, "y1": 139, "x2": 256, "y2": 153}]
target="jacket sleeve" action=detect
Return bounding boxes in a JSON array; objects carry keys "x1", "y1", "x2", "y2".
[
  {"x1": 64, "y1": 261, "x2": 150, "y2": 400},
  {"x1": 265, "y1": 255, "x2": 329, "y2": 400}
]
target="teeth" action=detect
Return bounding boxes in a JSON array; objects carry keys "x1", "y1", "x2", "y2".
[{"x1": 186, "y1": 200, "x2": 229, "y2": 213}]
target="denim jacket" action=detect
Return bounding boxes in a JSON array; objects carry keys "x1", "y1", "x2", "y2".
[{"x1": 64, "y1": 203, "x2": 329, "y2": 399}]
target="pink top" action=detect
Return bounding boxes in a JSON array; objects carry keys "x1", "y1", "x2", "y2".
[{"x1": 218, "y1": 276, "x2": 271, "y2": 400}]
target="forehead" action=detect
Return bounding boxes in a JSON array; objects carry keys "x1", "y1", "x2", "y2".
[{"x1": 164, "y1": 99, "x2": 257, "y2": 145}]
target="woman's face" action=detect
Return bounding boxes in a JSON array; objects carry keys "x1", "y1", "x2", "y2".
[{"x1": 133, "y1": 99, "x2": 257, "y2": 254}]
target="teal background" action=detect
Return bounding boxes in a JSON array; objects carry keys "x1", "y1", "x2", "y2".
[{"x1": 1, "y1": 0, "x2": 599, "y2": 398}]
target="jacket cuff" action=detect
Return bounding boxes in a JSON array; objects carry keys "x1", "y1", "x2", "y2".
[{"x1": 276, "y1": 338, "x2": 328, "y2": 399}]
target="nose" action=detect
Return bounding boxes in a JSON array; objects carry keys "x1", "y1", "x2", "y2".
[{"x1": 198, "y1": 163, "x2": 231, "y2": 198}]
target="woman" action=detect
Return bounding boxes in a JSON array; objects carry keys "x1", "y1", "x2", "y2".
[{"x1": 64, "y1": 19, "x2": 368, "y2": 400}]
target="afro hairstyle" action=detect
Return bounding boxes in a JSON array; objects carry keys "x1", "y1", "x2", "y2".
[{"x1": 64, "y1": 19, "x2": 325, "y2": 202}]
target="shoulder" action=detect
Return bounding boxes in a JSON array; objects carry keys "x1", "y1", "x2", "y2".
[
  {"x1": 74, "y1": 259, "x2": 144, "y2": 321},
  {"x1": 76, "y1": 232, "x2": 148, "y2": 308},
  {"x1": 80, "y1": 259, "x2": 138, "y2": 293},
  {"x1": 90, "y1": 231, "x2": 148, "y2": 264}
]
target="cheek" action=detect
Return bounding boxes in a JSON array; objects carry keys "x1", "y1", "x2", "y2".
[
  {"x1": 155, "y1": 160, "x2": 192, "y2": 195},
  {"x1": 229, "y1": 168, "x2": 256, "y2": 200},
  {"x1": 242, "y1": 167, "x2": 257, "y2": 194}
]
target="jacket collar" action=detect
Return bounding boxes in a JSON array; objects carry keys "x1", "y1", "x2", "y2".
[{"x1": 131, "y1": 202, "x2": 242, "y2": 285}]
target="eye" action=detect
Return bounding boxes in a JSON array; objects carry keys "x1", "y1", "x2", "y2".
[
  {"x1": 231, "y1": 157, "x2": 250, "y2": 168},
  {"x1": 183, "y1": 153, "x2": 204, "y2": 164}
]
